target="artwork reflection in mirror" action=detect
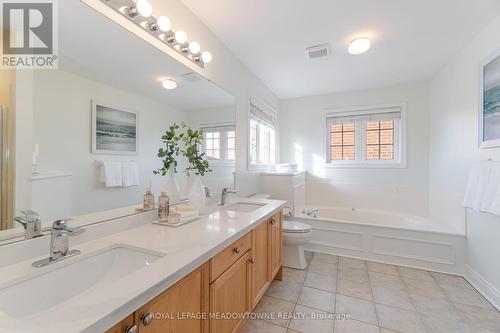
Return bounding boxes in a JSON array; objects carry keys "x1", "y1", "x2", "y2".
[{"x1": 0, "y1": 0, "x2": 235, "y2": 242}]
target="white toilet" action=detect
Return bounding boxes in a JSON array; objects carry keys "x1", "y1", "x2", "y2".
[{"x1": 283, "y1": 220, "x2": 312, "y2": 270}]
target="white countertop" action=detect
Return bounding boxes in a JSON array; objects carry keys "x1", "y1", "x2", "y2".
[{"x1": 0, "y1": 198, "x2": 286, "y2": 333}]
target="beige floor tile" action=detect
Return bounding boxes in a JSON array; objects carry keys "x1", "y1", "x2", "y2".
[
  {"x1": 266, "y1": 280, "x2": 303, "y2": 303},
  {"x1": 420, "y1": 314, "x2": 474, "y2": 333},
  {"x1": 403, "y1": 277, "x2": 447, "y2": 298},
  {"x1": 241, "y1": 319, "x2": 287, "y2": 333},
  {"x1": 335, "y1": 294, "x2": 378, "y2": 326},
  {"x1": 286, "y1": 329, "x2": 302, "y2": 333},
  {"x1": 297, "y1": 286, "x2": 335, "y2": 312},
  {"x1": 369, "y1": 271, "x2": 406, "y2": 290},
  {"x1": 372, "y1": 286, "x2": 415, "y2": 311},
  {"x1": 304, "y1": 271, "x2": 337, "y2": 293},
  {"x1": 376, "y1": 304, "x2": 426, "y2": 333},
  {"x1": 410, "y1": 293, "x2": 462, "y2": 321},
  {"x1": 337, "y1": 278, "x2": 373, "y2": 301},
  {"x1": 338, "y1": 267, "x2": 370, "y2": 283},
  {"x1": 379, "y1": 329, "x2": 400, "y2": 333},
  {"x1": 334, "y1": 318, "x2": 380, "y2": 333},
  {"x1": 253, "y1": 296, "x2": 295, "y2": 328},
  {"x1": 339, "y1": 257, "x2": 367, "y2": 271},
  {"x1": 283, "y1": 267, "x2": 308, "y2": 283},
  {"x1": 312, "y1": 252, "x2": 339, "y2": 264},
  {"x1": 289, "y1": 305, "x2": 335, "y2": 333},
  {"x1": 366, "y1": 262, "x2": 399, "y2": 276},
  {"x1": 441, "y1": 283, "x2": 494, "y2": 309},
  {"x1": 430, "y1": 272, "x2": 473, "y2": 289},
  {"x1": 454, "y1": 302, "x2": 500, "y2": 332},
  {"x1": 397, "y1": 267, "x2": 434, "y2": 281},
  {"x1": 308, "y1": 261, "x2": 337, "y2": 276}
]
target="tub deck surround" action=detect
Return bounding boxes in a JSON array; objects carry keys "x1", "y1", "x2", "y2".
[
  {"x1": 0, "y1": 198, "x2": 286, "y2": 333},
  {"x1": 296, "y1": 206, "x2": 466, "y2": 275}
]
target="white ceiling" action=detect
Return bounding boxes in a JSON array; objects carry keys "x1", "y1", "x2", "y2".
[
  {"x1": 58, "y1": 0, "x2": 234, "y2": 111},
  {"x1": 181, "y1": 0, "x2": 500, "y2": 99}
]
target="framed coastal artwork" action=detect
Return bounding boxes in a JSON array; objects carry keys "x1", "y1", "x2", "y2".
[
  {"x1": 480, "y1": 50, "x2": 500, "y2": 148},
  {"x1": 91, "y1": 100, "x2": 138, "y2": 154}
]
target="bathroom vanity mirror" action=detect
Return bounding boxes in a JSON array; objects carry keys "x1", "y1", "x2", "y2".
[{"x1": 0, "y1": 0, "x2": 235, "y2": 242}]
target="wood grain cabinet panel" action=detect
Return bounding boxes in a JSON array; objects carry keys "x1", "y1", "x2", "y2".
[
  {"x1": 138, "y1": 263, "x2": 209, "y2": 333},
  {"x1": 250, "y1": 222, "x2": 270, "y2": 308},
  {"x1": 209, "y1": 251, "x2": 252, "y2": 333},
  {"x1": 270, "y1": 212, "x2": 283, "y2": 279}
]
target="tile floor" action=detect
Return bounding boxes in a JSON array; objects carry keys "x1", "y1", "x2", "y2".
[{"x1": 241, "y1": 252, "x2": 500, "y2": 333}]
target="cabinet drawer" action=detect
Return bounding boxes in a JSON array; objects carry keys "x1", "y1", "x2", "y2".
[{"x1": 210, "y1": 232, "x2": 252, "y2": 282}]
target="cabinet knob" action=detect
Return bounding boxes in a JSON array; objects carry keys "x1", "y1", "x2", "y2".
[
  {"x1": 141, "y1": 313, "x2": 154, "y2": 326},
  {"x1": 233, "y1": 247, "x2": 241, "y2": 254},
  {"x1": 125, "y1": 325, "x2": 138, "y2": 333},
  {"x1": 250, "y1": 256, "x2": 255, "y2": 264},
  {"x1": 271, "y1": 218, "x2": 277, "y2": 225}
]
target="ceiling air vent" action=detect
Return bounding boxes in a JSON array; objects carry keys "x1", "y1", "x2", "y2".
[
  {"x1": 306, "y1": 43, "x2": 331, "y2": 60},
  {"x1": 181, "y1": 72, "x2": 204, "y2": 83}
]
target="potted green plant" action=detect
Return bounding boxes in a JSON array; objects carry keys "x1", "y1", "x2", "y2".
[{"x1": 153, "y1": 123, "x2": 184, "y2": 200}]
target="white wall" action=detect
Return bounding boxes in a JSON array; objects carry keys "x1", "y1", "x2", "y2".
[
  {"x1": 279, "y1": 82, "x2": 430, "y2": 214},
  {"x1": 429, "y1": 14, "x2": 500, "y2": 308},
  {"x1": 148, "y1": 0, "x2": 281, "y2": 197},
  {"x1": 17, "y1": 69, "x2": 186, "y2": 218}
]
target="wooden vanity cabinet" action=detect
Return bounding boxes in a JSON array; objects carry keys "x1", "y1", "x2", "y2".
[
  {"x1": 104, "y1": 208, "x2": 283, "y2": 333},
  {"x1": 137, "y1": 263, "x2": 209, "y2": 333},
  {"x1": 270, "y1": 211, "x2": 283, "y2": 280}
]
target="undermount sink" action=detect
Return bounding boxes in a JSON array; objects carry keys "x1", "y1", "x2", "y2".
[
  {"x1": 0, "y1": 245, "x2": 164, "y2": 318},
  {"x1": 225, "y1": 202, "x2": 267, "y2": 213}
]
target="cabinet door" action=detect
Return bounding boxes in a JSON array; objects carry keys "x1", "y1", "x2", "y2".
[
  {"x1": 210, "y1": 251, "x2": 252, "y2": 333},
  {"x1": 250, "y1": 222, "x2": 270, "y2": 309},
  {"x1": 138, "y1": 263, "x2": 209, "y2": 333},
  {"x1": 270, "y1": 212, "x2": 283, "y2": 279},
  {"x1": 105, "y1": 314, "x2": 136, "y2": 333}
]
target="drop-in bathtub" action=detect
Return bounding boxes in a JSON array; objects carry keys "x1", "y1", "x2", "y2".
[{"x1": 293, "y1": 206, "x2": 465, "y2": 274}]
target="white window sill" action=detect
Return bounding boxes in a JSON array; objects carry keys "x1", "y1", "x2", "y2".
[{"x1": 324, "y1": 161, "x2": 407, "y2": 169}]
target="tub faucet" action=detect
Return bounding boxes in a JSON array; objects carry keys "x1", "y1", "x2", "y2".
[
  {"x1": 15, "y1": 210, "x2": 42, "y2": 239},
  {"x1": 219, "y1": 188, "x2": 237, "y2": 206},
  {"x1": 303, "y1": 208, "x2": 319, "y2": 217},
  {"x1": 32, "y1": 219, "x2": 85, "y2": 268}
]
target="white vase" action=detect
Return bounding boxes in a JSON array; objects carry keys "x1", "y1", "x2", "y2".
[
  {"x1": 165, "y1": 169, "x2": 180, "y2": 202},
  {"x1": 188, "y1": 175, "x2": 206, "y2": 211}
]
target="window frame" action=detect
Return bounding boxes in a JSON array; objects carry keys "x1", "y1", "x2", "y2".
[
  {"x1": 323, "y1": 103, "x2": 407, "y2": 169},
  {"x1": 248, "y1": 97, "x2": 278, "y2": 171},
  {"x1": 199, "y1": 121, "x2": 236, "y2": 167}
]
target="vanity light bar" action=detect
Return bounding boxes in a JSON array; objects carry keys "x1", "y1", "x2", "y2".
[{"x1": 100, "y1": 0, "x2": 212, "y2": 68}]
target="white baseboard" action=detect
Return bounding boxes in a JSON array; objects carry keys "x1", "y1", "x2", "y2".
[{"x1": 465, "y1": 265, "x2": 500, "y2": 311}]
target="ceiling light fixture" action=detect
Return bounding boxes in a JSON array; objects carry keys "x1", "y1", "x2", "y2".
[
  {"x1": 348, "y1": 38, "x2": 371, "y2": 55},
  {"x1": 162, "y1": 79, "x2": 178, "y2": 90},
  {"x1": 95, "y1": 0, "x2": 213, "y2": 68}
]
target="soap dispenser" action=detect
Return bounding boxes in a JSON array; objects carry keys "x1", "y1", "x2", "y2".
[
  {"x1": 143, "y1": 190, "x2": 155, "y2": 210},
  {"x1": 158, "y1": 192, "x2": 170, "y2": 220}
]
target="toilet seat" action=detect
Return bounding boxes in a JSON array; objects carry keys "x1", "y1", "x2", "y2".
[{"x1": 283, "y1": 221, "x2": 312, "y2": 234}]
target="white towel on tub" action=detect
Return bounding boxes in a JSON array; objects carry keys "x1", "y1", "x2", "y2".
[
  {"x1": 102, "y1": 162, "x2": 123, "y2": 187},
  {"x1": 122, "y1": 161, "x2": 139, "y2": 187},
  {"x1": 481, "y1": 162, "x2": 500, "y2": 216},
  {"x1": 463, "y1": 162, "x2": 492, "y2": 211}
]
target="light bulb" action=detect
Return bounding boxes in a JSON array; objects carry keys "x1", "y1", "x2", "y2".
[
  {"x1": 162, "y1": 79, "x2": 178, "y2": 90},
  {"x1": 136, "y1": 0, "x2": 152, "y2": 18},
  {"x1": 188, "y1": 41, "x2": 201, "y2": 54},
  {"x1": 348, "y1": 38, "x2": 371, "y2": 55},
  {"x1": 156, "y1": 16, "x2": 171, "y2": 32},
  {"x1": 174, "y1": 30, "x2": 188, "y2": 44},
  {"x1": 201, "y1": 51, "x2": 212, "y2": 63}
]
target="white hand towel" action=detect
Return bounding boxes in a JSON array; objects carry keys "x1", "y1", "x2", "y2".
[
  {"x1": 481, "y1": 162, "x2": 500, "y2": 216},
  {"x1": 122, "y1": 161, "x2": 139, "y2": 187},
  {"x1": 103, "y1": 162, "x2": 123, "y2": 187},
  {"x1": 463, "y1": 162, "x2": 493, "y2": 211}
]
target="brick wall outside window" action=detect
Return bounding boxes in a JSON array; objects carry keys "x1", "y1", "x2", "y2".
[
  {"x1": 366, "y1": 121, "x2": 394, "y2": 160},
  {"x1": 330, "y1": 123, "x2": 355, "y2": 160}
]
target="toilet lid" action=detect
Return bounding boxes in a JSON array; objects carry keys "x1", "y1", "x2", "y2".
[{"x1": 283, "y1": 221, "x2": 312, "y2": 233}]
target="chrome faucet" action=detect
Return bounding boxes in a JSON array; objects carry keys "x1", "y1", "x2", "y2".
[
  {"x1": 303, "y1": 208, "x2": 319, "y2": 217},
  {"x1": 32, "y1": 219, "x2": 85, "y2": 268},
  {"x1": 219, "y1": 188, "x2": 237, "y2": 206},
  {"x1": 15, "y1": 210, "x2": 42, "y2": 239}
]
